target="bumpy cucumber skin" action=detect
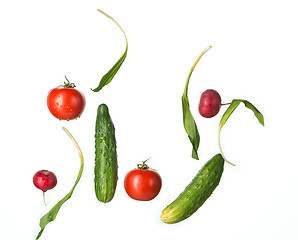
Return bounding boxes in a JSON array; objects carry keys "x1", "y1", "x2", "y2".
[
  {"x1": 160, "y1": 154, "x2": 224, "y2": 224},
  {"x1": 94, "y1": 104, "x2": 118, "y2": 203}
]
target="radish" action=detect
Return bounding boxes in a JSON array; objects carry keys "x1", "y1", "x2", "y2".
[
  {"x1": 198, "y1": 89, "x2": 225, "y2": 118},
  {"x1": 33, "y1": 170, "x2": 57, "y2": 205}
]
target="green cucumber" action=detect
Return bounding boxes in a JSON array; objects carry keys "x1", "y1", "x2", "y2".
[
  {"x1": 94, "y1": 103, "x2": 118, "y2": 203},
  {"x1": 160, "y1": 154, "x2": 224, "y2": 224}
]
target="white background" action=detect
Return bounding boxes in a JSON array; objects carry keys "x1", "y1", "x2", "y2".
[{"x1": 0, "y1": 0, "x2": 297, "y2": 239}]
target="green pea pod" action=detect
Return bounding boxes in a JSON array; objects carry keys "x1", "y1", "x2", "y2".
[
  {"x1": 182, "y1": 46, "x2": 212, "y2": 160},
  {"x1": 91, "y1": 9, "x2": 128, "y2": 92},
  {"x1": 218, "y1": 99, "x2": 264, "y2": 166},
  {"x1": 35, "y1": 127, "x2": 84, "y2": 239}
]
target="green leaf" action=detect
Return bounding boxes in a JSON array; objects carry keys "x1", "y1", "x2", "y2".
[
  {"x1": 218, "y1": 100, "x2": 241, "y2": 130},
  {"x1": 181, "y1": 46, "x2": 212, "y2": 160},
  {"x1": 182, "y1": 94, "x2": 200, "y2": 160},
  {"x1": 91, "y1": 9, "x2": 128, "y2": 92},
  {"x1": 219, "y1": 99, "x2": 264, "y2": 131},
  {"x1": 36, "y1": 127, "x2": 84, "y2": 240},
  {"x1": 241, "y1": 100, "x2": 265, "y2": 126},
  {"x1": 218, "y1": 99, "x2": 265, "y2": 166}
]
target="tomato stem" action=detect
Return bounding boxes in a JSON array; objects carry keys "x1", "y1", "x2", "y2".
[
  {"x1": 63, "y1": 75, "x2": 76, "y2": 88},
  {"x1": 137, "y1": 157, "x2": 152, "y2": 170}
]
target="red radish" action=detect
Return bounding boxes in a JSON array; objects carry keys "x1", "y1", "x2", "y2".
[
  {"x1": 198, "y1": 89, "x2": 223, "y2": 118},
  {"x1": 33, "y1": 170, "x2": 57, "y2": 205}
]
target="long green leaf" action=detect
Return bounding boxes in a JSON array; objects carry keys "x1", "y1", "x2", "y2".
[
  {"x1": 36, "y1": 127, "x2": 84, "y2": 239},
  {"x1": 219, "y1": 99, "x2": 264, "y2": 130},
  {"x1": 218, "y1": 99, "x2": 265, "y2": 166},
  {"x1": 91, "y1": 9, "x2": 128, "y2": 92},
  {"x1": 218, "y1": 100, "x2": 241, "y2": 130},
  {"x1": 182, "y1": 95, "x2": 200, "y2": 159},
  {"x1": 182, "y1": 46, "x2": 212, "y2": 160}
]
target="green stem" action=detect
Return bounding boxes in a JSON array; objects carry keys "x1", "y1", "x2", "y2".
[
  {"x1": 183, "y1": 46, "x2": 212, "y2": 96},
  {"x1": 62, "y1": 127, "x2": 84, "y2": 167},
  {"x1": 97, "y1": 9, "x2": 128, "y2": 47},
  {"x1": 217, "y1": 126, "x2": 235, "y2": 166}
]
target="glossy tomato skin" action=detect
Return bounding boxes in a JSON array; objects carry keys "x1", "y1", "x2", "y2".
[
  {"x1": 47, "y1": 87, "x2": 86, "y2": 120},
  {"x1": 124, "y1": 169, "x2": 162, "y2": 201}
]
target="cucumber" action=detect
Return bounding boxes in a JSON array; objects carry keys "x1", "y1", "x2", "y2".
[
  {"x1": 160, "y1": 154, "x2": 224, "y2": 224},
  {"x1": 94, "y1": 103, "x2": 118, "y2": 203}
]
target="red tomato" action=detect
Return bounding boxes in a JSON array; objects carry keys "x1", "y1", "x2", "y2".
[
  {"x1": 47, "y1": 80, "x2": 85, "y2": 120},
  {"x1": 124, "y1": 161, "x2": 162, "y2": 201}
]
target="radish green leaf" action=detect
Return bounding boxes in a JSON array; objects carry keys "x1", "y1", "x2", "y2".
[
  {"x1": 219, "y1": 99, "x2": 264, "y2": 130},
  {"x1": 36, "y1": 127, "x2": 84, "y2": 239},
  {"x1": 91, "y1": 9, "x2": 128, "y2": 92},
  {"x1": 218, "y1": 99, "x2": 264, "y2": 166},
  {"x1": 182, "y1": 46, "x2": 212, "y2": 160}
]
